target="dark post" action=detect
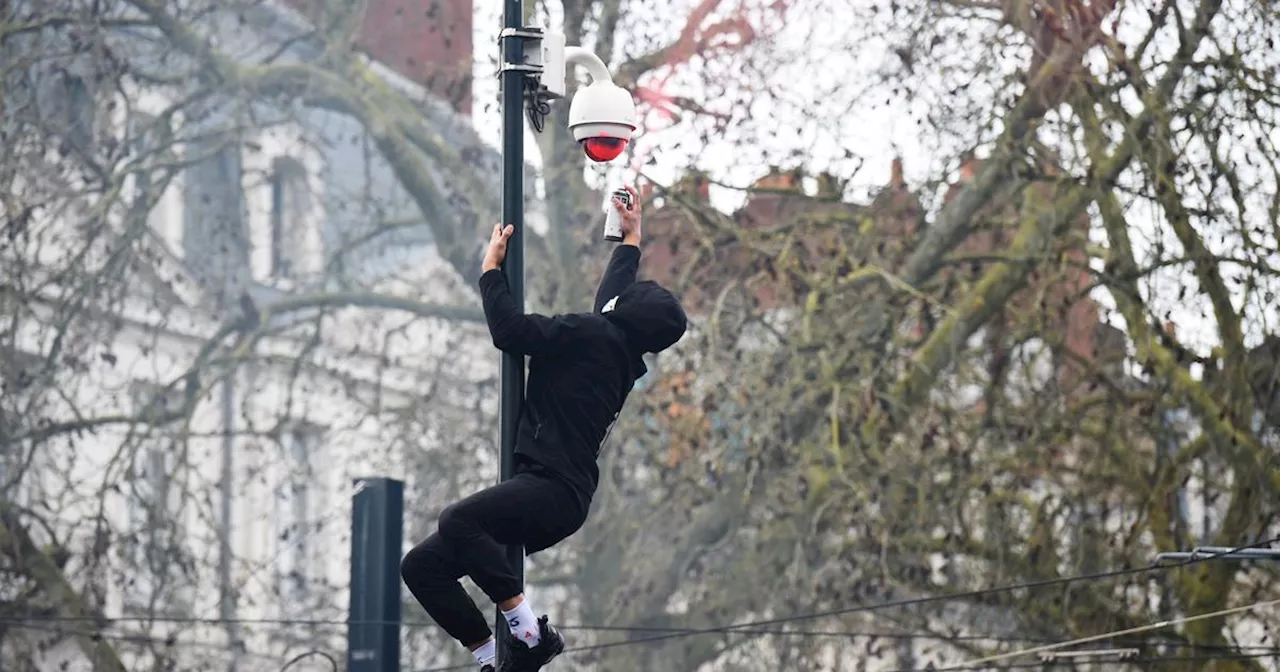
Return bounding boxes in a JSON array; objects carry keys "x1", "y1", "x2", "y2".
[
  {"x1": 347, "y1": 478, "x2": 405, "y2": 672},
  {"x1": 498, "y1": 0, "x2": 527, "y2": 664}
]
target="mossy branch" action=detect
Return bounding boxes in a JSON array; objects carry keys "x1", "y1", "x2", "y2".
[{"x1": 0, "y1": 502, "x2": 128, "y2": 672}]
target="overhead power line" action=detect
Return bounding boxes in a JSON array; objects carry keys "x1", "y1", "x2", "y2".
[
  {"x1": 547, "y1": 536, "x2": 1280, "y2": 653},
  {"x1": 413, "y1": 536, "x2": 1280, "y2": 671},
  {"x1": 17, "y1": 619, "x2": 1279, "y2": 672},
  {"x1": 8, "y1": 536, "x2": 1277, "y2": 672},
  {"x1": 11, "y1": 617, "x2": 1278, "y2": 654},
  {"x1": 942, "y1": 596, "x2": 1280, "y2": 670},
  {"x1": 899, "y1": 652, "x2": 1280, "y2": 671}
]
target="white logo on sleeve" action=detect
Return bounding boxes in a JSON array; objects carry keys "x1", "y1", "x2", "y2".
[
  {"x1": 596, "y1": 412, "x2": 620, "y2": 458},
  {"x1": 601, "y1": 296, "x2": 618, "y2": 313}
]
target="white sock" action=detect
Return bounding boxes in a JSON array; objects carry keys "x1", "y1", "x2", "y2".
[
  {"x1": 471, "y1": 638, "x2": 496, "y2": 667},
  {"x1": 502, "y1": 600, "x2": 541, "y2": 647}
]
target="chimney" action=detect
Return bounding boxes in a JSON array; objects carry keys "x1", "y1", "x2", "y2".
[
  {"x1": 284, "y1": 0, "x2": 474, "y2": 116},
  {"x1": 672, "y1": 171, "x2": 711, "y2": 202},
  {"x1": 890, "y1": 157, "x2": 905, "y2": 188},
  {"x1": 815, "y1": 172, "x2": 843, "y2": 199},
  {"x1": 738, "y1": 167, "x2": 800, "y2": 230},
  {"x1": 693, "y1": 172, "x2": 711, "y2": 201},
  {"x1": 753, "y1": 166, "x2": 802, "y2": 193}
]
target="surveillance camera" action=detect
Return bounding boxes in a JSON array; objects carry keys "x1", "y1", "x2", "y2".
[{"x1": 568, "y1": 80, "x2": 637, "y2": 163}]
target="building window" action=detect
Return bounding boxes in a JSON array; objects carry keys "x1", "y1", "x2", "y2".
[
  {"x1": 269, "y1": 157, "x2": 309, "y2": 279},
  {"x1": 41, "y1": 71, "x2": 95, "y2": 151},
  {"x1": 183, "y1": 143, "x2": 250, "y2": 292},
  {"x1": 66, "y1": 75, "x2": 94, "y2": 147},
  {"x1": 128, "y1": 113, "x2": 157, "y2": 209},
  {"x1": 274, "y1": 426, "x2": 317, "y2": 611},
  {"x1": 123, "y1": 437, "x2": 189, "y2": 615},
  {"x1": 123, "y1": 382, "x2": 193, "y2": 617}
]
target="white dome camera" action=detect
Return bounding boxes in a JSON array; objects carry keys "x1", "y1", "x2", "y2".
[
  {"x1": 568, "y1": 80, "x2": 637, "y2": 162},
  {"x1": 534, "y1": 37, "x2": 638, "y2": 163}
]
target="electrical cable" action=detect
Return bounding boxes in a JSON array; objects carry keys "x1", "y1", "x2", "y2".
[
  {"x1": 404, "y1": 535, "x2": 1280, "y2": 671},
  {"x1": 9, "y1": 615, "x2": 1280, "y2": 652},
  {"x1": 942, "y1": 596, "x2": 1280, "y2": 670},
  {"x1": 414, "y1": 646, "x2": 1280, "y2": 672},
  {"x1": 8, "y1": 537, "x2": 1277, "y2": 672},
  {"x1": 9, "y1": 622, "x2": 287, "y2": 663},
  {"x1": 14, "y1": 621, "x2": 340, "y2": 671},
  {"x1": 892, "y1": 651, "x2": 1280, "y2": 671},
  {"x1": 523, "y1": 78, "x2": 551, "y2": 133},
  {"x1": 15, "y1": 619, "x2": 1279, "y2": 672},
  {"x1": 14, "y1": 621, "x2": 206, "y2": 648},
  {"x1": 4, "y1": 495, "x2": 355, "y2": 668},
  {"x1": 541, "y1": 536, "x2": 1280, "y2": 656},
  {"x1": 279, "y1": 650, "x2": 338, "y2": 672},
  {"x1": 10, "y1": 611, "x2": 1280, "y2": 655}
]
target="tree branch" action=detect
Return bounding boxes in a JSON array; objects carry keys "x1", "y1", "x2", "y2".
[
  {"x1": 884, "y1": 0, "x2": 1226, "y2": 420},
  {"x1": 0, "y1": 502, "x2": 127, "y2": 672},
  {"x1": 124, "y1": 0, "x2": 499, "y2": 285}
]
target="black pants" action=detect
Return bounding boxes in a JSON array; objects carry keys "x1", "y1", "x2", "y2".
[{"x1": 400, "y1": 461, "x2": 588, "y2": 646}]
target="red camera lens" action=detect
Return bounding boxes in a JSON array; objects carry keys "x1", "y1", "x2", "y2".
[{"x1": 582, "y1": 137, "x2": 628, "y2": 162}]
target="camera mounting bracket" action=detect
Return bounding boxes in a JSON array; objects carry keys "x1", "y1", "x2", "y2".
[{"x1": 497, "y1": 26, "x2": 567, "y2": 132}]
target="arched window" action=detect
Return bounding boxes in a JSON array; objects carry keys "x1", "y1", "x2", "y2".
[
  {"x1": 269, "y1": 156, "x2": 310, "y2": 279},
  {"x1": 274, "y1": 423, "x2": 324, "y2": 615}
]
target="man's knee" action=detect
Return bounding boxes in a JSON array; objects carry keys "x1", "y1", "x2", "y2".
[
  {"x1": 401, "y1": 536, "x2": 449, "y2": 589},
  {"x1": 436, "y1": 501, "x2": 473, "y2": 542},
  {"x1": 400, "y1": 543, "x2": 429, "y2": 584}
]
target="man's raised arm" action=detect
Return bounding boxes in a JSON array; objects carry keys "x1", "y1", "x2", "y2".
[
  {"x1": 593, "y1": 244, "x2": 640, "y2": 312},
  {"x1": 594, "y1": 186, "x2": 644, "y2": 313},
  {"x1": 478, "y1": 223, "x2": 578, "y2": 357},
  {"x1": 478, "y1": 269, "x2": 578, "y2": 357}
]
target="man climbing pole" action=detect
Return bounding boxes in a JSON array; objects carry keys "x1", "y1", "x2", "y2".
[{"x1": 400, "y1": 186, "x2": 689, "y2": 671}]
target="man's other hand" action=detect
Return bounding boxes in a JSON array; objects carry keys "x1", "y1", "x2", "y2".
[
  {"x1": 614, "y1": 186, "x2": 642, "y2": 246},
  {"x1": 483, "y1": 223, "x2": 515, "y2": 273}
]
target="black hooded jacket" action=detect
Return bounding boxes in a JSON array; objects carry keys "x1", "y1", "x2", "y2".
[{"x1": 477, "y1": 244, "x2": 687, "y2": 508}]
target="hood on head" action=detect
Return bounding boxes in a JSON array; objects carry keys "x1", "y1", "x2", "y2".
[{"x1": 602, "y1": 281, "x2": 687, "y2": 354}]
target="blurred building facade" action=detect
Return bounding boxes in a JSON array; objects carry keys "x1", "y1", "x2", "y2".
[
  {"x1": 281, "y1": 0, "x2": 475, "y2": 116},
  {"x1": 1, "y1": 1, "x2": 492, "y2": 670}
]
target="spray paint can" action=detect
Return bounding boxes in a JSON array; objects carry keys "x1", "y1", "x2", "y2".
[{"x1": 603, "y1": 188, "x2": 631, "y2": 242}]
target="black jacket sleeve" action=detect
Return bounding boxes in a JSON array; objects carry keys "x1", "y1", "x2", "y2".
[
  {"x1": 478, "y1": 269, "x2": 579, "y2": 357},
  {"x1": 593, "y1": 244, "x2": 641, "y2": 313}
]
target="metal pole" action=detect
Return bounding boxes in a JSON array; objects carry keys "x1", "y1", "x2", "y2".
[
  {"x1": 347, "y1": 478, "x2": 404, "y2": 672},
  {"x1": 497, "y1": 0, "x2": 526, "y2": 664}
]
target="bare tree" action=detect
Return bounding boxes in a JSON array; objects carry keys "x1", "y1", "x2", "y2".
[
  {"x1": 0, "y1": 1, "x2": 493, "y2": 669},
  {"x1": 6, "y1": 0, "x2": 1280, "y2": 671},
  {"x1": 542, "y1": 0, "x2": 1280, "y2": 670},
  {"x1": 1, "y1": 0, "x2": 788, "y2": 668}
]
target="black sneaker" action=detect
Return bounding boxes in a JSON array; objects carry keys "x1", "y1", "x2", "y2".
[
  {"x1": 481, "y1": 666, "x2": 496, "y2": 672},
  {"x1": 497, "y1": 616, "x2": 565, "y2": 671}
]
